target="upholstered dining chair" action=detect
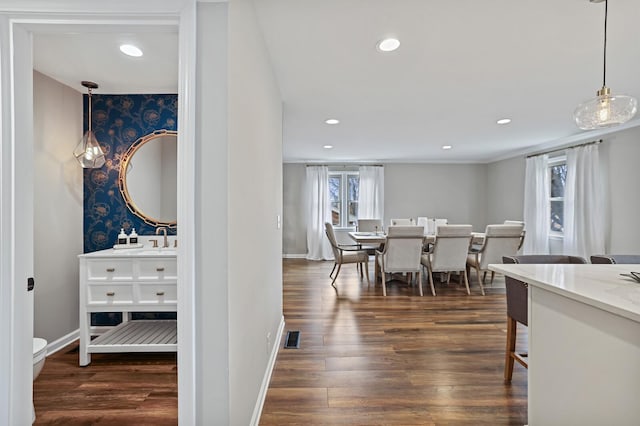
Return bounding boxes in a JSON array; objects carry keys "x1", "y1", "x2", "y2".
[
  {"x1": 324, "y1": 222, "x2": 370, "y2": 289},
  {"x1": 376, "y1": 225, "x2": 425, "y2": 296},
  {"x1": 502, "y1": 255, "x2": 587, "y2": 383},
  {"x1": 421, "y1": 225, "x2": 473, "y2": 296},
  {"x1": 357, "y1": 218, "x2": 383, "y2": 233},
  {"x1": 503, "y1": 220, "x2": 526, "y2": 250},
  {"x1": 416, "y1": 217, "x2": 430, "y2": 231},
  {"x1": 590, "y1": 254, "x2": 640, "y2": 264},
  {"x1": 390, "y1": 218, "x2": 415, "y2": 226},
  {"x1": 466, "y1": 223, "x2": 524, "y2": 295}
]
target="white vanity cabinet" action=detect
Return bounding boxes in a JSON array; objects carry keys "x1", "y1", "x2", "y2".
[{"x1": 78, "y1": 248, "x2": 177, "y2": 366}]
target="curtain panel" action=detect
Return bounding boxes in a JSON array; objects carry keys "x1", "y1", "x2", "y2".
[
  {"x1": 563, "y1": 144, "x2": 606, "y2": 259},
  {"x1": 357, "y1": 165, "x2": 384, "y2": 222},
  {"x1": 523, "y1": 155, "x2": 550, "y2": 254},
  {"x1": 305, "y1": 166, "x2": 334, "y2": 260}
]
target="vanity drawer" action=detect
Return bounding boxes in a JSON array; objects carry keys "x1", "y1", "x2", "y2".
[
  {"x1": 138, "y1": 259, "x2": 177, "y2": 280},
  {"x1": 87, "y1": 259, "x2": 134, "y2": 281},
  {"x1": 86, "y1": 283, "x2": 134, "y2": 305},
  {"x1": 138, "y1": 283, "x2": 177, "y2": 305}
]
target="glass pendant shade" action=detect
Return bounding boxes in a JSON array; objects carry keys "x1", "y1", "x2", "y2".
[
  {"x1": 73, "y1": 130, "x2": 105, "y2": 168},
  {"x1": 574, "y1": 86, "x2": 638, "y2": 130}
]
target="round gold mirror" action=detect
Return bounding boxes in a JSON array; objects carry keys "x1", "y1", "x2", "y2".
[{"x1": 119, "y1": 129, "x2": 177, "y2": 228}]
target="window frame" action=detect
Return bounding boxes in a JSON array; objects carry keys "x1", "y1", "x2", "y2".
[
  {"x1": 548, "y1": 155, "x2": 567, "y2": 237},
  {"x1": 328, "y1": 171, "x2": 359, "y2": 229}
]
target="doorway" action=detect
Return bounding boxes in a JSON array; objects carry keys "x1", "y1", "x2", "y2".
[{"x1": 0, "y1": 4, "x2": 196, "y2": 424}]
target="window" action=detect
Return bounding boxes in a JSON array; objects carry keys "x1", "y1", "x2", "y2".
[
  {"x1": 329, "y1": 171, "x2": 359, "y2": 228},
  {"x1": 549, "y1": 158, "x2": 566, "y2": 234}
]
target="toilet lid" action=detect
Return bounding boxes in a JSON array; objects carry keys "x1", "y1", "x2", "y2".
[{"x1": 33, "y1": 338, "x2": 47, "y2": 355}]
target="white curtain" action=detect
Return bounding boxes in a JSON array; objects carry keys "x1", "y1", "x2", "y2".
[
  {"x1": 563, "y1": 144, "x2": 606, "y2": 259},
  {"x1": 305, "y1": 166, "x2": 334, "y2": 260},
  {"x1": 523, "y1": 154, "x2": 550, "y2": 254},
  {"x1": 358, "y1": 165, "x2": 384, "y2": 221}
]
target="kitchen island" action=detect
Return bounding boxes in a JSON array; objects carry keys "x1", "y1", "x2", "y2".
[{"x1": 489, "y1": 263, "x2": 640, "y2": 426}]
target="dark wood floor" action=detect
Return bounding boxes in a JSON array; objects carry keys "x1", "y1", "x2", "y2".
[
  {"x1": 34, "y1": 259, "x2": 527, "y2": 425},
  {"x1": 33, "y1": 344, "x2": 177, "y2": 425},
  {"x1": 260, "y1": 259, "x2": 528, "y2": 425}
]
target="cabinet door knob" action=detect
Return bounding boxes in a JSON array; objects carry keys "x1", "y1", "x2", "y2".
[
  {"x1": 156, "y1": 291, "x2": 165, "y2": 296},
  {"x1": 106, "y1": 291, "x2": 115, "y2": 296},
  {"x1": 156, "y1": 267, "x2": 165, "y2": 272},
  {"x1": 106, "y1": 268, "x2": 115, "y2": 272}
]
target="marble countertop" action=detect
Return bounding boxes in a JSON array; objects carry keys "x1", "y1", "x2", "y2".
[
  {"x1": 78, "y1": 246, "x2": 177, "y2": 258},
  {"x1": 489, "y1": 263, "x2": 640, "y2": 323}
]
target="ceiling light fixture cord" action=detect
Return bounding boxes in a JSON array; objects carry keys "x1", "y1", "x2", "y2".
[{"x1": 602, "y1": 0, "x2": 607, "y2": 88}]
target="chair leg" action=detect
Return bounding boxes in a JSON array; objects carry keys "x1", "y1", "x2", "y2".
[
  {"x1": 329, "y1": 262, "x2": 337, "y2": 279},
  {"x1": 331, "y1": 263, "x2": 342, "y2": 288},
  {"x1": 417, "y1": 269, "x2": 423, "y2": 296},
  {"x1": 490, "y1": 270, "x2": 495, "y2": 285},
  {"x1": 504, "y1": 317, "x2": 517, "y2": 382},
  {"x1": 475, "y1": 266, "x2": 485, "y2": 295},
  {"x1": 482, "y1": 271, "x2": 487, "y2": 284},
  {"x1": 427, "y1": 267, "x2": 436, "y2": 296},
  {"x1": 364, "y1": 261, "x2": 370, "y2": 286},
  {"x1": 462, "y1": 270, "x2": 470, "y2": 295},
  {"x1": 382, "y1": 266, "x2": 387, "y2": 296}
]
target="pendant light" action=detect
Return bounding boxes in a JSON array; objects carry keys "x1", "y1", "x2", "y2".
[
  {"x1": 73, "y1": 81, "x2": 106, "y2": 168},
  {"x1": 573, "y1": 0, "x2": 637, "y2": 130}
]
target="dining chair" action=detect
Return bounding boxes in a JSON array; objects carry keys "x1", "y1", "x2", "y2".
[
  {"x1": 416, "y1": 217, "x2": 430, "y2": 231},
  {"x1": 502, "y1": 255, "x2": 587, "y2": 382},
  {"x1": 425, "y1": 218, "x2": 448, "y2": 234},
  {"x1": 390, "y1": 218, "x2": 415, "y2": 226},
  {"x1": 503, "y1": 220, "x2": 526, "y2": 250},
  {"x1": 421, "y1": 225, "x2": 473, "y2": 296},
  {"x1": 590, "y1": 254, "x2": 640, "y2": 264},
  {"x1": 324, "y1": 222, "x2": 370, "y2": 289},
  {"x1": 357, "y1": 218, "x2": 383, "y2": 233},
  {"x1": 376, "y1": 225, "x2": 425, "y2": 296},
  {"x1": 466, "y1": 223, "x2": 524, "y2": 295}
]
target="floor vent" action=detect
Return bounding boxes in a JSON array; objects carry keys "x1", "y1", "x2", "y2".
[{"x1": 284, "y1": 331, "x2": 300, "y2": 349}]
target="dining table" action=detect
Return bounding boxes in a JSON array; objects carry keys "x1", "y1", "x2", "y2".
[{"x1": 348, "y1": 231, "x2": 486, "y2": 247}]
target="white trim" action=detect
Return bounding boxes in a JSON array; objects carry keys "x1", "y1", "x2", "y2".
[
  {"x1": 282, "y1": 254, "x2": 308, "y2": 259},
  {"x1": 250, "y1": 316, "x2": 285, "y2": 426},
  {"x1": 176, "y1": 1, "x2": 197, "y2": 424},
  {"x1": 43, "y1": 329, "x2": 79, "y2": 357}
]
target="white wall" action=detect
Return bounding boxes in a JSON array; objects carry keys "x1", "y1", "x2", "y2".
[
  {"x1": 485, "y1": 155, "x2": 525, "y2": 224},
  {"x1": 228, "y1": 0, "x2": 283, "y2": 422},
  {"x1": 33, "y1": 71, "x2": 83, "y2": 343},
  {"x1": 485, "y1": 126, "x2": 640, "y2": 256},
  {"x1": 283, "y1": 162, "x2": 489, "y2": 256},
  {"x1": 196, "y1": 1, "x2": 283, "y2": 424}
]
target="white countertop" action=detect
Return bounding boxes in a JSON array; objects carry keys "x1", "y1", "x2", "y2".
[
  {"x1": 78, "y1": 247, "x2": 177, "y2": 258},
  {"x1": 489, "y1": 263, "x2": 640, "y2": 323}
]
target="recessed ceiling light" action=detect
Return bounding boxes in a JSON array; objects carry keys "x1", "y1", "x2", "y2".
[
  {"x1": 119, "y1": 44, "x2": 143, "y2": 57},
  {"x1": 324, "y1": 118, "x2": 340, "y2": 125},
  {"x1": 497, "y1": 118, "x2": 512, "y2": 125},
  {"x1": 377, "y1": 38, "x2": 400, "y2": 52},
  {"x1": 442, "y1": 145, "x2": 452, "y2": 150},
  {"x1": 323, "y1": 145, "x2": 334, "y2": 149}
]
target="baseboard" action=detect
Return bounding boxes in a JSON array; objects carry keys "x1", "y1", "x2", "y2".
[
  {"x1": 45, "y1": 328, "x2": 79, "y2": 356},
  {"x1": 282, "y1": 253, "x2": 307, "y2": 259},
  {"x1": 250, "y1": 315, "x2": 285, "y2": 426}
]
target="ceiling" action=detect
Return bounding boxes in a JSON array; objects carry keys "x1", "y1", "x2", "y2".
[{"x1": 33, "y1": 1, "x2": 640, "y2": 163}]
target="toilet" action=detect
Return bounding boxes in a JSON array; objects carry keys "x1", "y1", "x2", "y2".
[{"x1": 32, "y1": 337, "x2": 47, "y2": 423}]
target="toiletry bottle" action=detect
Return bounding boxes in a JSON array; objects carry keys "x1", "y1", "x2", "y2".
[
  {"x1": 129, "y1": 228, "x2": 138, "y2": 245},
  {"x1": 118, "y1": 228, "x2": 128, "y2": 245}
]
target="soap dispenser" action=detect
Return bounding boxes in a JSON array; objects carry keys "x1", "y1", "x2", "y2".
[
  {"x1": 128, "y1": 228, "x2": 138, "y2": 245},
  {"x1": 118, "y1": 228, "x2": 128, "y2": 245}
]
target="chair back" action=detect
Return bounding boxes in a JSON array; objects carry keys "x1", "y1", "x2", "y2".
[
  {"x1": 502, "y1": 254, "x2": 587, "y2": 326},
  {"x1": 478, "y1": 224, "x2": 525, "y2": 269},
  {"x1": 390, "y1": 218, "x2": 415, "y2": 226},
  {"x1": 430, "y1": 225, "x2": 472, "y2": 272},
  {"x1": 357, "y1": 218, "x2": 383, "y2": 233},
  {"x1": 417, "y1": 217, "x2": 429, "y2": 231},
  {"x1": 590, "y1": 254, "x2": 640, "y2": 264},
  {"x1": 382, "y1": 226, "x2": 424, "y2": 272},
  {"x1": 504, "y1": 220, "x2": 524, "y2": 226},
  {"x1": 324, "y1": 222, "x2": 340, "y2": 258},
  {"x1": 433, "y1": 218, "x2": 449, "y2": 235}
]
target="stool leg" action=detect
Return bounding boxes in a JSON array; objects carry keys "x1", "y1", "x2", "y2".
[{"x1": 504, "y1": 316, "x2": 517, "y2": 382}]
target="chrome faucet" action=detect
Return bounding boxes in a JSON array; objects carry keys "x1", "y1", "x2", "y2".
[{"x1": 155, "y1": 227, "x2": 169, "y2": 248}]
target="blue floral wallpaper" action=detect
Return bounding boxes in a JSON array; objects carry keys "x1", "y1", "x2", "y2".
[{"x1": 83, "y1": 94, "x2": 178, "y2": 253}]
